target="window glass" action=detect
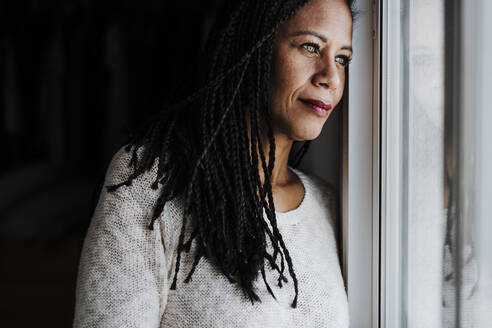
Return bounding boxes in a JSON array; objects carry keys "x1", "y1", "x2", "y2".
[{"x1": 400, "y1": 1, "x2": 446, "y2": 326}]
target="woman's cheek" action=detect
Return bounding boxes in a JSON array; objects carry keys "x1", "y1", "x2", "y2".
[
  {"x1": 284, "y1": 53, "x2": 308, "y2": 79},
  {"x1": 335, "y1": 72, "x2": 346, "y2": 104}
]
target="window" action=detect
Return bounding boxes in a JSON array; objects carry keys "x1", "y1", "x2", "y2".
[{"x1": 338, "y1": 0, "x2": 492, "y2": 326}]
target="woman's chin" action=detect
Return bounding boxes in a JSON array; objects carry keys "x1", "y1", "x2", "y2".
[
  {"x1": 290, "y1": 127, "x2": 323, "y2": 141},
  {"x1": 275, "y1": 116, "x2": 326, "y2": 141}
]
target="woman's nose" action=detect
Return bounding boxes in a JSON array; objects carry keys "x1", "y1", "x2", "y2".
[{"x1": 312, "y1": 60, "x2": 341, "y2": 91}]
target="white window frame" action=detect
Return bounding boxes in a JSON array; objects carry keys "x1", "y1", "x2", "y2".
[
  {"x1": 342, "y1": 0, "x2": 381, "y2": 327},
  {"x1": 378, "y1": 0, "x2": 404, "y2": 327}
]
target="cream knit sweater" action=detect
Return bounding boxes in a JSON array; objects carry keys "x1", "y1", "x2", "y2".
[{"x1": 73, "y1": 145, "x2": 349, "y2": 327}]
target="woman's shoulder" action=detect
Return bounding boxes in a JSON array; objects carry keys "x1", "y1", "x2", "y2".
[
  {"x1": 103, "y1": 143, "x2": 186, "y2": 249},
  {"x1": 101, "y1": 144, "x2": 175, "y2": 226},
  {"x1": 105, "y1": 144, "x2": 157, "y2": 186}
]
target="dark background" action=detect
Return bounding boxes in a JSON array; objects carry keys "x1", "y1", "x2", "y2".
[{"x1": 0, "y1": 0, "x2": 222, "y2": 326}]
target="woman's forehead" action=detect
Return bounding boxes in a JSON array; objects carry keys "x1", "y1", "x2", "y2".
[{"x1": 279, "y1": 0, "x2": 352, "y2": 43}]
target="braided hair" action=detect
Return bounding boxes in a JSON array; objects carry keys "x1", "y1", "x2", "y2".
[{"x1": 106, "y1": 0, "x2": 356, "y2": 308}]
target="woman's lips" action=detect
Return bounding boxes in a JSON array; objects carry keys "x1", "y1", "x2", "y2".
[{"x1": 299, "y1": 98, "x2": 332, "y2": 117}]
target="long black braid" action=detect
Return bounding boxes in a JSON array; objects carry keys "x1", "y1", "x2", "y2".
[{"x1": 106, "y1": 0, "x2": 356, "y2": 308}]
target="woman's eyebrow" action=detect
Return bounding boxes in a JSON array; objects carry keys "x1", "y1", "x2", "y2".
[
  {"x1": 341, "y1": 45, "x2": 353, "y2": 53},
  {"x1": 290, "y1": 30, "x2": 327, "y2": 42},
  {"x1": 289, "y1": 30, "x2": 353, "y2": 53}
]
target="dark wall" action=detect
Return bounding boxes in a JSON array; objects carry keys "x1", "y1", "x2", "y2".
[{"x1": 0, "y1": 1, "x2": 221, "y2": 326}]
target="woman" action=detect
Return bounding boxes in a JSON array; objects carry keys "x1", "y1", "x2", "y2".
[{"x1": 74, "y1": 0, "x2": 355, "y2": 326}]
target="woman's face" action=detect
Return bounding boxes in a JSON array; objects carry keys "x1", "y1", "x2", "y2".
[{"x1": 268, "y1": 0, "x2": 353, "y2": 141}]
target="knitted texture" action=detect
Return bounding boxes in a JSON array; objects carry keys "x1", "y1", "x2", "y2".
[{"x1": 73, "y1": 146, "x2": 349, "y2": 327}]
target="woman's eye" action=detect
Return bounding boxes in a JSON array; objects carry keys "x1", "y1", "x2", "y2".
[
  {"x1": 335, "y1": 55, "x2": 352, "y2": 67},
  {"x1": 300, "y1": 42, "x2": 320, "y2": 55}
]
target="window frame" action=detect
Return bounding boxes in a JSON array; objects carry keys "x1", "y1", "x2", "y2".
[{"x1": 342, "y1": 0, "x2": 381, "y2": 327}]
